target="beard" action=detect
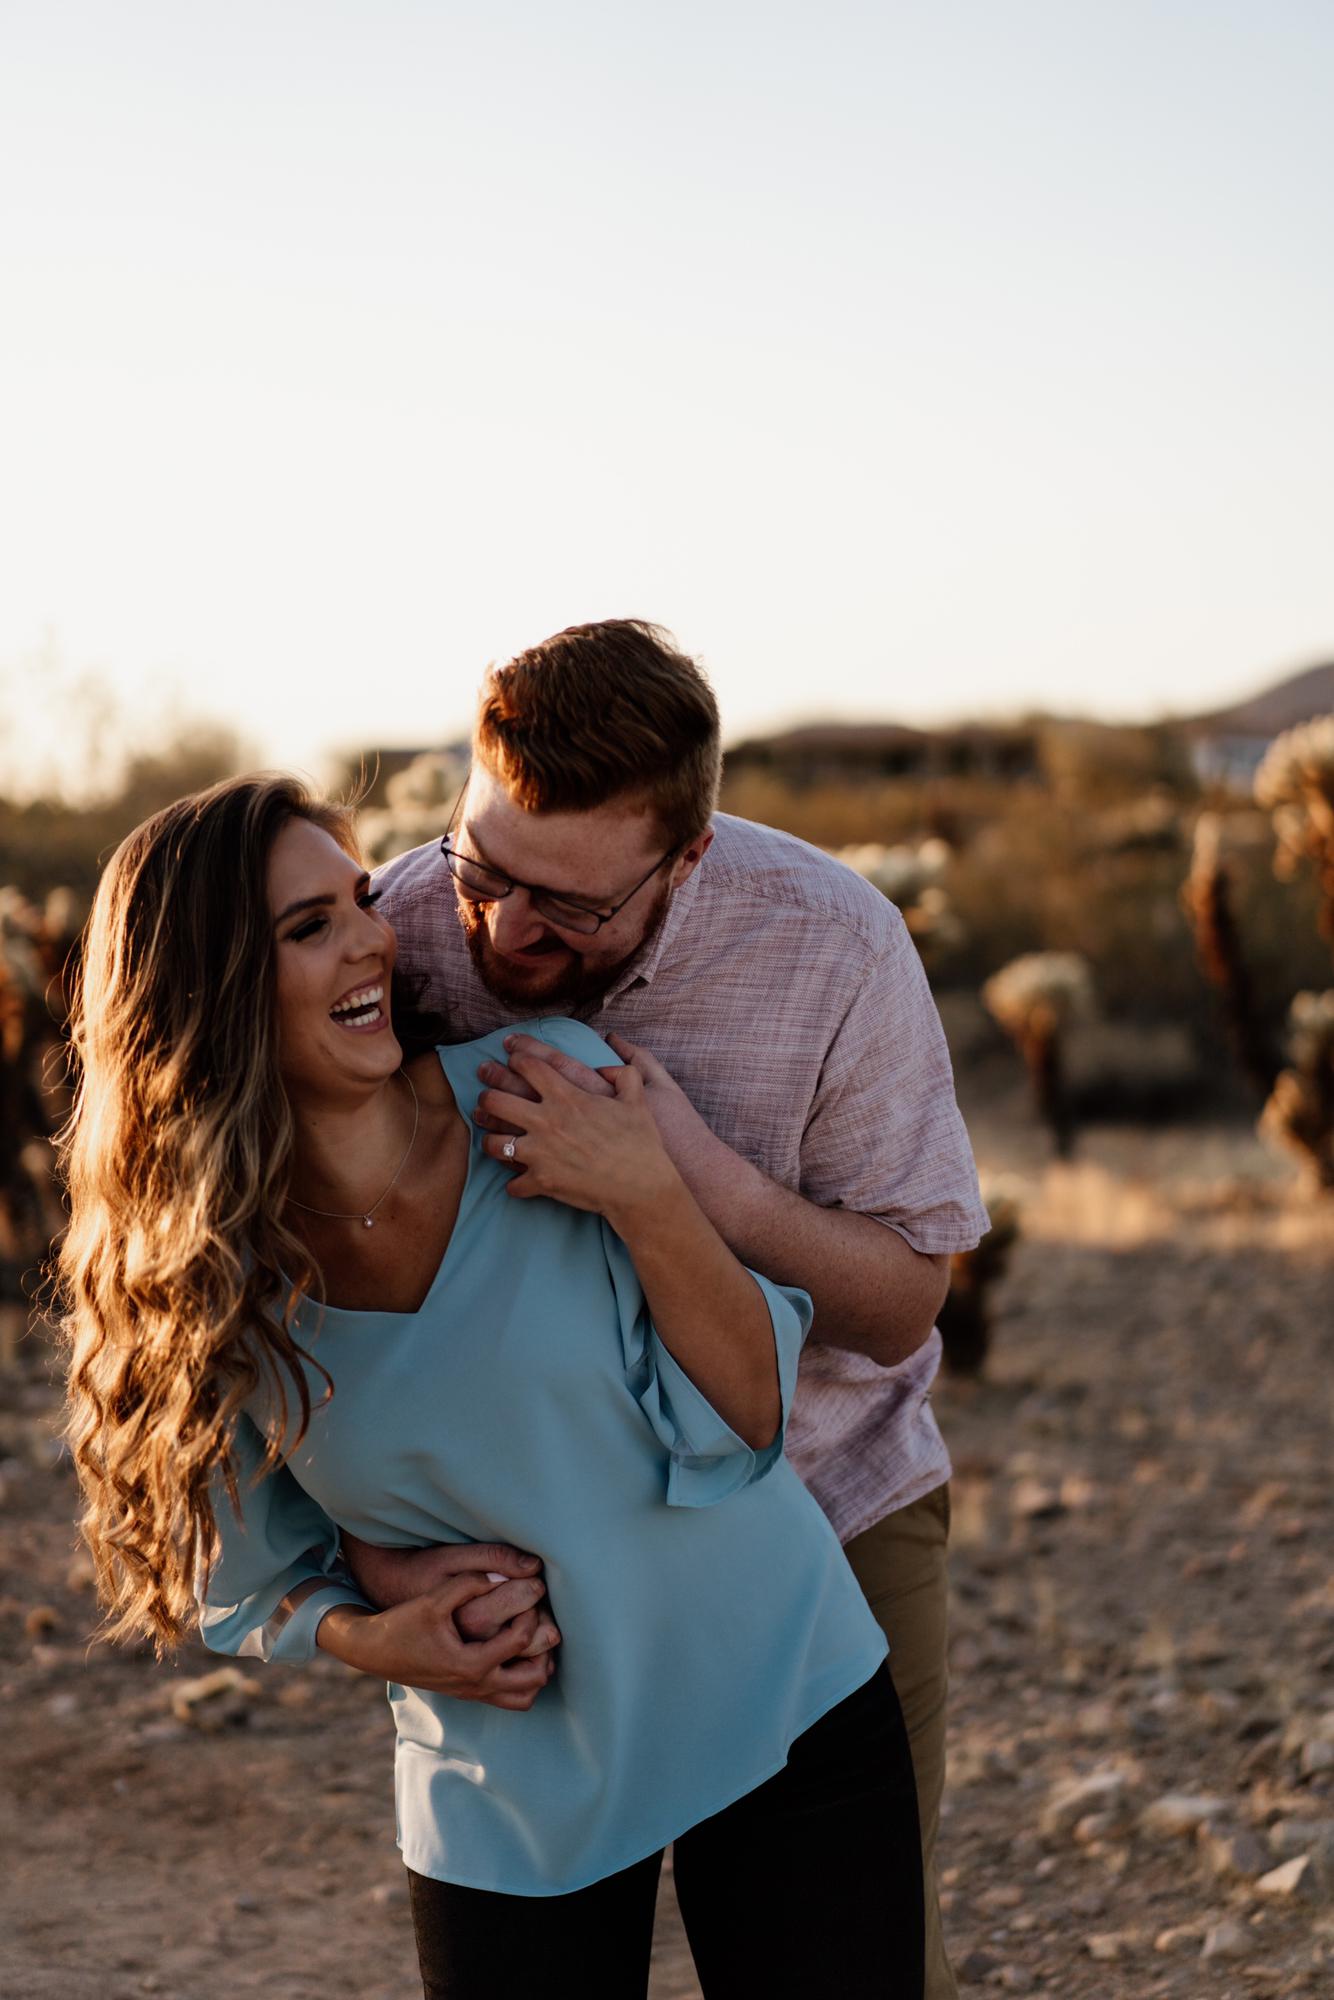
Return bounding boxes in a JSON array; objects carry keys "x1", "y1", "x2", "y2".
[{"x1": 457, "y1": 880, "x2": 674, "y2": 1016}]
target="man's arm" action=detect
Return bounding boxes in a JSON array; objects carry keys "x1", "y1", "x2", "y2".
[{"x1": 476, "y1": 1035, "x2": 951, "y2": 1369}]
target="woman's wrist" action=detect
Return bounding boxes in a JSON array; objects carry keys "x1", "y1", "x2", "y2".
[
  {"x1": 314, "y1": 1599, "x2": 379, "y2": 1672},
  {"x1": 602, "y1": 1157, "x2": 693, "y2": 1245}
]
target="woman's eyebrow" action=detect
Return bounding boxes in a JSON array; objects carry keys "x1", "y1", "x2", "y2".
[{"x1": 274, "y1": 893, "x2": 336, "y2": 926}]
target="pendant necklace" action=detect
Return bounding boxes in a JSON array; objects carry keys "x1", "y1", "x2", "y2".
[{"x1": 288, "y1": 1071, "x2": 420, "y2": 1230}]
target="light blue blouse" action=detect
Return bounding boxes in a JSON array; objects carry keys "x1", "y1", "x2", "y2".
[{"x1": 201, "y1": 1019, "x2": 887, "y2": 1896}]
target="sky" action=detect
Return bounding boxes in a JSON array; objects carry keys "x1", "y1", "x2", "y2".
[{"x1": 2, "y1": 1, "x2": 1332, "y2": 796}]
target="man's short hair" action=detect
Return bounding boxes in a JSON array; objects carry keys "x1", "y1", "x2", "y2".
[{"x1": 473, "y1": 620, "x2": 722, "y2": 849}]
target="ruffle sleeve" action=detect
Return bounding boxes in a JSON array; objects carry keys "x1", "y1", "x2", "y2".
[
  {"x1": 198, "y1": 1412, "x2": 373, "y2": 1664},
  {"x1": 599, "y1": 1219, "x2": 813, "y2": 1508}
]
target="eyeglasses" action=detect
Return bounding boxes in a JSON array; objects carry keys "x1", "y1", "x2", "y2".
[{"x1": 439, "y1": 821, "x2": 678, "y2": 937}]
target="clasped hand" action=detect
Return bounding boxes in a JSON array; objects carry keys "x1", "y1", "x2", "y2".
[
  {"x1": 338, "y1": 1537, "x2": 561, "y2": 1712},
  {"x1": 473, "y1": 1041, "x2": 680, "y2": 1227}
]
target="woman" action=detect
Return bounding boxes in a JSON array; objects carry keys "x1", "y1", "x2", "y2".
[{"x1": 59, "y1": 775, "x2": 924, "y2": 1999}]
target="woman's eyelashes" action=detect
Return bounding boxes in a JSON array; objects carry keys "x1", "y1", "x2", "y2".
[{"x1": 287, "y1": 889, "x2": 383, "y2": 945}]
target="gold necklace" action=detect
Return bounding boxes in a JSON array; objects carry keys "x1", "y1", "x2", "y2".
[{"x1": 288, "y1": 1072, "x2": 420, "y2": 1230}]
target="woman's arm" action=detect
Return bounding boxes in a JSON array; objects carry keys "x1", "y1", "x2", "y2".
[
  {"x1": 200, "y1": 1416, "x2": 556, "y2": 1707},
  {"x1": 480, "y1": 1053, "x2": 781, "y2": 1448}
]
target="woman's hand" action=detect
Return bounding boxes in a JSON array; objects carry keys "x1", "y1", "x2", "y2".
[
  {"x1": 476, "y1": 1050, "x2": 680, "y2": 1233},
  {"x1": 340, "y1": 1534, "x2": 560, "y2": 1655},
  {"x1": 317, "y1": 1574, "x2": 558, "y2": 1711}
]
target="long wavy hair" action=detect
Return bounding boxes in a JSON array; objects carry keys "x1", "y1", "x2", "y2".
[{"x1": 57, "y1": 775, "x2": 358, "y2": 1652}]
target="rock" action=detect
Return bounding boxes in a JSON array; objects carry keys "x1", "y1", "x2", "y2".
[
  {"x1": 957, "y1": 1947, "x2": 998, "y2": 1983},
  {"x1": 997, "y1": 1967, "x2": 1034, "y2": 1991},
  {"x1": 1073, "y1": 1811, "x2": 1116, "y2": 1846},
  {"x1": 1140, "y1": 1792, "x2": 1228, "y2": 1839},
  {"x1": 1154, "y1": 1920, "x2": 1207, "y2": 1953},
  {"x1": 1011, "y1": 1478, "x2": 1065, "y2": 1521},
  {"x1": 64, "y1": 1549, "x2": 97, "y2": 1592},
  {"x1": 1301, "y1": 1738, "x2": 1334, "y2": 1778},
  {"x1": 368, "y1": 1880, "x2": 408, "y2": 1909},
  {"x1": 1269, "y1": 1818, "x2": 1334, "y2": 1863},
  {"x1": 23, "y1": 1603, "x2": 59, "y2": 1638},
  {"x1": 1200, "y1": 1828, "x2": 1271, "y2": 1880},
  {"x1": 1201, "y1": 1918, "x2": 1249, "y2": 1960},
  {"x1": 1086, "y1": 1930, "x2": 1136, "y2": 1961},
  {"x1": 978, "y1": 1884, "x2": 1024, "y2": 1913},
  {"x1": 1039, "y1": 1769, "x2": 1131, "y2": 1842},
  {"x1": 168, "y1": 1666, "x2": 260, "y2": 1732},
  {"x1": 1256, "y1": 1854, "x2": 1312, "y2": 1899}
]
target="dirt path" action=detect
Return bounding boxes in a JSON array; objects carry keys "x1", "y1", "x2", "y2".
[{"x1": 2, "y1": 1117, "x2": 1330, "y2": 1997}]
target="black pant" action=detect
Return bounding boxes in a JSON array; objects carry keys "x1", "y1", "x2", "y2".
[{"x1": 407, "y1": 1663, "x2": 924, "y2": 1999}]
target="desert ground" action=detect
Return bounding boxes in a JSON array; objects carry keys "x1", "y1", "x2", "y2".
[{"x1": 2, "y1": 1087, "x2": 1331, "y2": 1999}]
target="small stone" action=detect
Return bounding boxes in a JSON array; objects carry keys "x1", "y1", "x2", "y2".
[
  {"x1": 1140, "y1": 1792, "x2": 1228, "y2": 1839},
  {"x1": 1011, "y1": 1478, "x2": 1065, "y2": 1521},
  {"x1": 168, "y1": 1665, "x2": 260, "y2": 1732},
  {"x1": 1086, "y1": 1931, "x2": 1129, "y2": 1961},
  {"x1": 1200, "y1": 1828, "x2": 1271, "y2": 1880},
  {"x1": 957, "y1": 1948, "x2": 997, "y2": 1983},
  {"x1": 233, "y1": 1893, "x2": 260, "y2": 1913},
  {"x1": 978, "y1": 1884, "x2": 1025, "y2": 1912},
  {"x1": 23, "y1": 1604, "x2": 59, "y2": 1638},
  {"x1": 64, "y1": 1549, "x2": 97, "y2": 1592},
  {"x1": 1269, "y1": 1818, "x2": 1334, "y2": 1863},
  {"x1": 1301, "y1": 1739, "x2": 1334, "y2": 1778},
  {"x1": 1256, "y1": 1854, "x2": 1312, "y2": 1899},
  {"x1": 1201, "y1": 1918, "x2": 1248, "y2": 1960},
  {"x1": 368, "y1": 1879, "x2": 408, "y2": 1909},
  {"x1": 1039, "y1": 1769, "x2": 1130, "y2": 1842},
  {"x1": 997, "y1": 1968, "x2": 1034, "y2": 1992},
  {"x1": 1073, "y1": 1811, "x2": 1115, "y2": 1846},
  {"x1": 1154, "y1": 1921, "x2": 1206, "y2": 1953}
]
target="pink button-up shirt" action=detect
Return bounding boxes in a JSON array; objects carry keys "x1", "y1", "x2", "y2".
[{"x1": 375, "y1": 812, "x2": 988, "y2": 1543}]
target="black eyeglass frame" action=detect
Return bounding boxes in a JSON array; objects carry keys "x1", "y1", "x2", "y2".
[{"x1": 438, "y1": 786, "x2": 678, "y2": 937}]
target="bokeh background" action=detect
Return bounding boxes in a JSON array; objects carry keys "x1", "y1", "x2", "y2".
[{"x1": 2, "y1": 5, "x2": 1332, "y2": 1996}]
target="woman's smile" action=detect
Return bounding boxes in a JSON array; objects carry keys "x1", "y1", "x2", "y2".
[{"x1": 330, "y1": 980, "x2": 390, "y2": 1032}]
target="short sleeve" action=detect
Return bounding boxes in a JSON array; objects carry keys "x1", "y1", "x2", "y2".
[
  {"x1": 599, "y1": 1220, "x2": 812, "y2": 1507},
  {"x1": 198, "y1": 1413, "x2": 373, "y2": 1664},
  {"x1": 802, "y1": 904, "x2": 990, "y2": 1254}
]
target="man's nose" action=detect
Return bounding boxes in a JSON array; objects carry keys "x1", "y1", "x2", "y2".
[{"x1": 486, "y1": 891, "x2": 551, "y2": 953}]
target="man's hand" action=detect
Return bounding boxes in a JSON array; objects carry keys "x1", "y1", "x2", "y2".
[
  {"x1": 341, "y1": 1534, "x2": 560, "y2": 1655},
  {"x1": 475, "y1": 1032, "x2": 735, "y2": 1198},
  {"x1": 317, "y1": 1573, "x2": 557, "y2": 1711},
  {"x1": 475, "y1": 1032, "x2": 948, "y2": 1365}
]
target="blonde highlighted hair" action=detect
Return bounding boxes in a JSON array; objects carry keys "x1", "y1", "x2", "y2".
[{"x1": 57, "y1": 775, "x2": 354, "y2": 1651}]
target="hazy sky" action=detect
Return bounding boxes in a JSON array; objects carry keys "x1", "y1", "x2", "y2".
[{"x1": 3, "y1": 1, "x2": 1332, "y2": 792}]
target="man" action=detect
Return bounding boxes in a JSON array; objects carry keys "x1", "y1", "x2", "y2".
[{"x1": 355, "y1": 619, "x2": 987, "y2": 1999}]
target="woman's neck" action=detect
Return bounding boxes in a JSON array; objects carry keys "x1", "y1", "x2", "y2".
[{"x1": 287, "y1": 1072, "x2": 413, "y2": 1212}]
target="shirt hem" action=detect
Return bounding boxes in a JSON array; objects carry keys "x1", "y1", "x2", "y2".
[
  {"x1": 394, "y1": 1644, "x2": 888, "y2": 1898},
  {"x1": 830, "y1": 1462, "x2": 953, "y2": 1548}
]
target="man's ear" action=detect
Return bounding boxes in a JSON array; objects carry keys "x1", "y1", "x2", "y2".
[{"x1": 670, "y1": 825, "x2": 714, "y2": 889}]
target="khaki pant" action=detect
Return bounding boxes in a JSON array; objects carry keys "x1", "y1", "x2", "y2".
[{"x1": 844, "y1": 1484, "x2": 957, "y2": 2000}]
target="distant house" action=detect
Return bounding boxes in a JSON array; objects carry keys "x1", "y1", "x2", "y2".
[
  {"x1": 725, "y1": 721, "x2": 1040, "y2": 787},
  {"x1": 1179, "y1": 661, "x2": 1334, "y2": 794}
]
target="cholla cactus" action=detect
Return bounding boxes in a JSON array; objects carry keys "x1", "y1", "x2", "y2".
[
  {"x1": 1259, "y1": 989, "x2": 1334, "y2": 1191},
  {"x1": 837, "y1": 839, "x2": 963, "y2": 961},
  {"x1": 1180, "y1": 813, "x2": 1275, "y2": 1097},
  {"x1": 982, "y1": 952, "x2": 1094, "y2": 1157},
  {"x1": 358, "y1": 749, "x2": 471, "y2": 866},
  {"x1": 1254, "y1": 714, "x2": 1334, "y2": 951},
  {"x1": 937, "y1": 1182, "x2": 1022, "y2": 1377}
]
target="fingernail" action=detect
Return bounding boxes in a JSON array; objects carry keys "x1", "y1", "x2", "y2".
[{"x1": 519, "y1": 1552, "x2": 539, "y2": 1567}]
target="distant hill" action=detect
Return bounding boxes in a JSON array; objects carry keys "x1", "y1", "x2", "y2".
[{"x1": 1181, "y1": 662, "x2": 1334, "y2": 739}]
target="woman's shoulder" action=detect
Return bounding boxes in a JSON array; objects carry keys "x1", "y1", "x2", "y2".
[{"x1": 433, "y1": 1018, "x2": 620, "y2": 1072}]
